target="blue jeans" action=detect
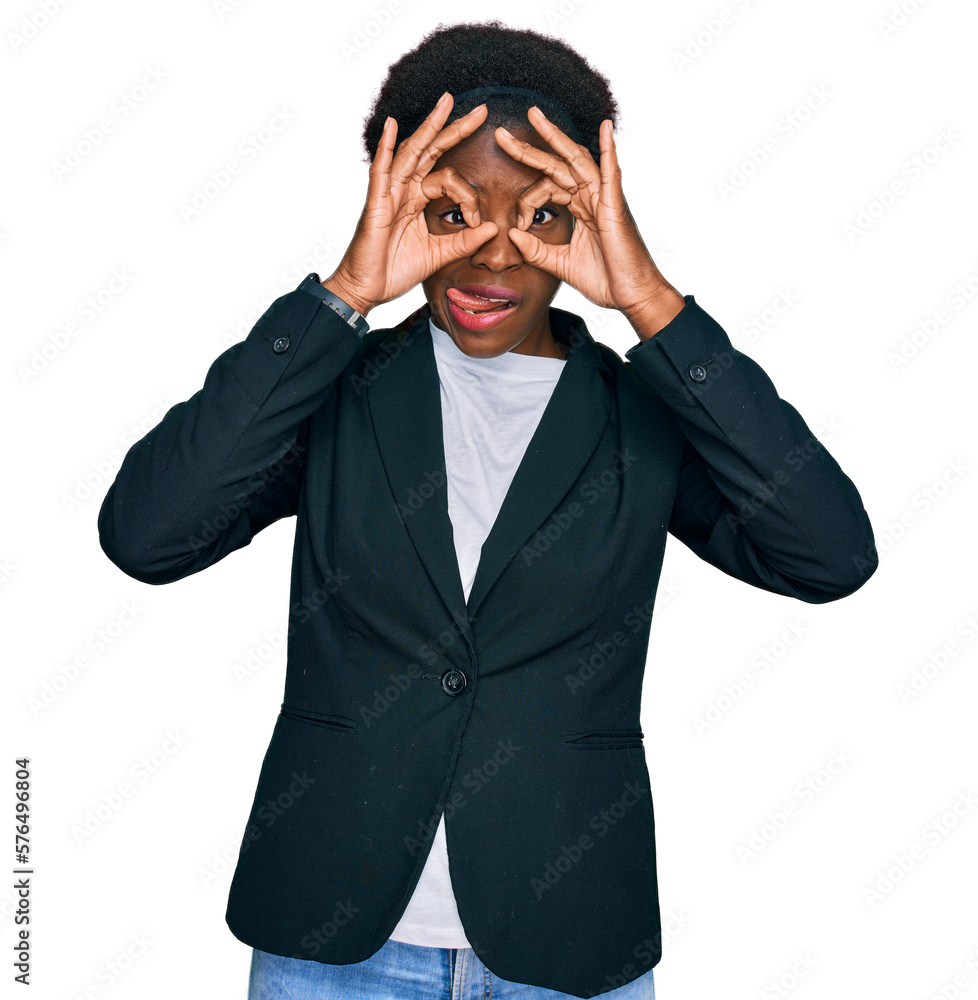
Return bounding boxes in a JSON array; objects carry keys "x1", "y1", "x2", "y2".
[{"x1": 248, "y1": 936, "x2": 656, "y2": 999}]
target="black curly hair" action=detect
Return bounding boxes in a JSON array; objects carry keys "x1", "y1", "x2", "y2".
[{"x1": 361, "y1": 21, "x2": 618, "y2": 164}]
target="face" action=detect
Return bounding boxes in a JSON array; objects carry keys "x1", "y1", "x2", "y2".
[{"x1": 422, "y1": 125, "x2": 574, "y2": 359}]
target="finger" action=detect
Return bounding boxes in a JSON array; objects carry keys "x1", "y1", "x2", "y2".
[
  {"x1": 506, "y1": 227, "x2": 564, "y2": 276},
  {"x1": 431, "y1": 221, "x2": 499, "y2": 268},
  {"x1": 391, "y1": 92, "x2": 455, "y2": 179},
  {"x1": 420, "y1": 166, "x2": 482, "y2": 227},
  {"x1": 412, "y1": 103, "x2": 488, "y2": 178},
  {"x1": 525, "y1": 106, "x2": 600, "y2": 188},
  {"x1": 365, "y1": 116, "x2": 397, "y2": 212},
  {"x1": 514, "y1": 175, "x2": 573, "y2": 231},
  {"x1": 598, "y1": 119, "x2": 626, "y2": 215},
  {"x1": 494, "y1": 126, "x2": 578, "y2": 190}
]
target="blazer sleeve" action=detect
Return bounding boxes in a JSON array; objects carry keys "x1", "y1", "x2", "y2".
[
  {"x1": 97, "y1": 275, "x2": 364, "y2": 586},
  {"x1": 624, "y1": 295, "x2": 878, "y2": 604}
]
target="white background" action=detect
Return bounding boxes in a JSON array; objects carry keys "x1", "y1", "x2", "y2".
[{"x1": 2, "y1": 0, "x2": 976, "y2": 998}]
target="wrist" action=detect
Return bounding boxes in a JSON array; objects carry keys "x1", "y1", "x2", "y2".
[
  {"x1": 622, "y1": 284, "x2": 686, "y2": 341},
  {"x1": 322, "y1": 272, "x2": 374, "y2": 318}
]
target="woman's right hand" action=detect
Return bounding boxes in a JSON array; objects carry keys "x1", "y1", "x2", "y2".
[{"x1": 323, "y1": 93, "x2": 499, "y2": 317}]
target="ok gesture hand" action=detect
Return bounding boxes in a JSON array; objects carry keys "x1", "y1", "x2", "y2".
[
  {"x1": 326, "y1": 93, "x2": 499, "y2": 316},
  {"x1": 495, "y1": 108, "x2": 684, "y2": 333}
]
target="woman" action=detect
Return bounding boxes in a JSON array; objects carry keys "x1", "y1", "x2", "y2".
[{"x1": 98, "y1": 21, "x2": 877, "y2": 1000}]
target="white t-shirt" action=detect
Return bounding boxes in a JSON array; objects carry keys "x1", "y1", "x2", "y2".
[{"x1": 387, "y1": 316, "x2": 566, "y2": 947}]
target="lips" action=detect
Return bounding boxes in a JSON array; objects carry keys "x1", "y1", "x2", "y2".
[{"x1": 445, "y1": 285, "x2": 522, "y2": 332}]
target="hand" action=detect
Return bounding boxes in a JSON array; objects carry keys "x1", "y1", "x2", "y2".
[
  {"x1": 494, "y1": 108, "x2": 684, "y2": 331},
  {"x1": 324, "y1": 93, "x2": 499, "y2": 316}
]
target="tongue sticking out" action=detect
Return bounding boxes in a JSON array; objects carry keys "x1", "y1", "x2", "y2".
[{"x1": 446, "y1": 288, "x2": 514, "y2": 313}]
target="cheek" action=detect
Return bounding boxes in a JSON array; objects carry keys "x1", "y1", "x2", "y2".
[{"x1": 525, "y1": 268, "x2": 562, "y2": 305}]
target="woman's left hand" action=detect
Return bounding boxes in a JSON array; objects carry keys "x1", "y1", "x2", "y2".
[{"x1": 495, "y1": 109, "x2": 684, "y2": 331}]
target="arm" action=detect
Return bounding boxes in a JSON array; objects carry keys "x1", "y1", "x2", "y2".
[
  {"x1": 98, "y1": 93, "x2": 501, "y2": 588},
  {"x1": 97, "y1": 274, "x2": 364, "y2": 586},
  {"x1": 625, "y1": 295, "x2": 878, "y2": 603},
  {"x1": 493, "y1": 113, "x2": 877, "y2": 603}
]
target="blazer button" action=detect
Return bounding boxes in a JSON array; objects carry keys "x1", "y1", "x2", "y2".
[
  {"x1": 440, "y1": 668, "x2": 467, "y2": 696},
  {"x1": 272, "y1": 336, "x2": 290, "y2": 354},
  {"x1": 689, "y1": 363, "x2": 707, "y2": 382}
]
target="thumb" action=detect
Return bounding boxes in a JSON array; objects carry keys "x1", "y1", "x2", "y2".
[
  {"x1": 508, "y1": 228, "x2": 557, "y2": 273},
  {"x1": 431, "y1": 221, "x2": 498, "y2": 269}
]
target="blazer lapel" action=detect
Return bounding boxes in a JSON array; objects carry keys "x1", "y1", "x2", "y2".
[{"x1": 368, "y1": 305, "x2": 612, "y2": 638}]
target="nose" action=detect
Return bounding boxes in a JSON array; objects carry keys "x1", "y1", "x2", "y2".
[{"x1": 469, "y1": 204, "x2": 522, "y2": 271}]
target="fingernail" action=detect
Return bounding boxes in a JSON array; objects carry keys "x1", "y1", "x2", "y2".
[
  {"x1": 439, "y1": 92, "x2": 450, "y2": 102},
  {"x1": 499, "y1": 127, "x2": 513, "y2": 138}
]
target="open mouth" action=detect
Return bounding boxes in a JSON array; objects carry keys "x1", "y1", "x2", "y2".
[{"x1": 446, "y1": 286, "x2": 521, "y2": 331}]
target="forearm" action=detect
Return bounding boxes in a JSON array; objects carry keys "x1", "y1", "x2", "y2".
[
  {"x1": 98, "y1": 276, "x2": 364, "y2": 585},
  {"x1": 626, "y1": 295, "x2": 877, "y2": 602}
]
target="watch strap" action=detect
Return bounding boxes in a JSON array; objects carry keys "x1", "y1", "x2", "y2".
[{"x1": 298, "y1": 273, "x2": 370, "y2": 336}]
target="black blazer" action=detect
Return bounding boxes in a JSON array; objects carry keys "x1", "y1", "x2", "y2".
[{"x1": 98, "y1": 272, "x2": 877, "y2": 998}]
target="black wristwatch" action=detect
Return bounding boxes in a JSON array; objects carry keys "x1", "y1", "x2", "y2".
[{"x1": 299, "y1": 273, "x2": 370, "y2": 337}]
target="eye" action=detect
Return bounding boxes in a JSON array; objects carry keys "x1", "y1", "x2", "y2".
[
  {"x1": 530, "y1": 207, "x2": 557, "y2": 225},
  {"x1": 438, "y1": 207, "x2": 467, "y2": 226}
]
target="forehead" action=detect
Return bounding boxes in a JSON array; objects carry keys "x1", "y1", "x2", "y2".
[{"x1": 434, "y1": 126, "x2": 554, "y2": 195}]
